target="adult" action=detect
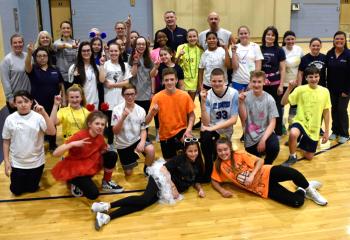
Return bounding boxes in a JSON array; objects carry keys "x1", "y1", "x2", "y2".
[
  {"x1": 107, "y1": 17, "x2": 131, "y2": 50},
  {"x1": 34, "y1": 31, "x2": 56, "y2": 66},
  {"x1": 1, "y1": 34, "x2": 31, "y2": 113},
  {"x1": 198, "y1": 12, "x2": 232, "y2": 50},
  {"x1": 160, "y1": 10, "x2": 187, "y2": 51}
]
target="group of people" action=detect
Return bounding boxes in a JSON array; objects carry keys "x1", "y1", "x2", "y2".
[{"x1": 2, "y1": 9, "x2": 350, "y2": 231}]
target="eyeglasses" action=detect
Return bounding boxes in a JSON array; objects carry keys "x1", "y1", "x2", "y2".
[
  {"x1": 36, "y1": 54, "x2": 48, "y2": 58},
  {"x1": 184, "y1": 137, "x2": 199, "y2": 144}
]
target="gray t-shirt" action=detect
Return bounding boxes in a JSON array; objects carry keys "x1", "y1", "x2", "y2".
[
  {"x1": 244, "y1": 91, "x2": 279, "y2": 147},
  {"x1": 54, "y1": 39, "x2": 77, "y2": 82},
  {"x1": 129, "y1": 57, "x2": 153, "y2": 101}
]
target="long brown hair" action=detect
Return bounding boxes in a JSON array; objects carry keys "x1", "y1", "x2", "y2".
[
  {"x1": 183, "y1": 141, "x2": 205, "y2": 175},
  {"x1": 215, "y1": 137, "x2": 235, "y2": 174}
]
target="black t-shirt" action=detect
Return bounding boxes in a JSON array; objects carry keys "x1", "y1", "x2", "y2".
[
  {"x1": 326, "y1": 48, "x2": 350, "y2": 94},
  {"x1": 298, "y1": 53, "x2": 327, "y2": 87},
  {"x1": 156, "y1": 63, "x2": 184, "y2": 91},
  {"x1": 261, "y1": 46, "x2": 286, "y2": 82},
  {"x1": 164, "y1": 155, "x2": 203, "y2": 193},
  {"x1": 161, "y1": 26, "x2": 188, "y2": 51}
]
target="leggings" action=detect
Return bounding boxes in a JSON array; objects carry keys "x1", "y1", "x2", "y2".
[
  {"x1": 268, "y1": 165, "x2": 309, "y2": 208},
  {"x1": 109, "y1": 176, "x2": 159, "y2": 219}
]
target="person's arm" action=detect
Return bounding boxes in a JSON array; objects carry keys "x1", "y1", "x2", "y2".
[
  {"x1": 231, "y1": 44, "x2": 239, "y2": 71},
  {"x1": 297, "y1": 70, "x2": 303, "y2": 86},
  {"x1": 150, "y1": 61, "x2": 159, "y2": 78},
  {"x1": 25, "y1": 43, "x2": 34, "y2": 73},
  {"x1": 203, "y1": 115, "x2": 237, "y2": 132},
  {"x1": 125, "y1": 15, "x2": 132, "y2": 50},
  {"x1": 145, "y1": 102, "x2": 158, "y2": 125},
  {"x1": 211, "y1": 179, "x2": 233, "y2": 198},
  {"x1": 183, "y1": 111, "x2": 195, "y2": 138},
  {"x1": 0, "y1": 58, "x2": 15, "y2": 105},
  {"x1": 33, "y1": 102, "x2": 56, "y2": 135},
  {"x1": 224, "y1": 46, "x2": 231, "y2": 69},
  {"x1": 238, "y1": 92, "x2": 247, "y2": 125},
  {"x1": 257, "y1": 118, "x2": 276, "y2": 153},
  {"x1": 112, "y1": 108, "x2": 130, "y2": 135},
  {"x1": 322, "y1": 108, "x2": 330, "y2": 143},
  {"x1": 135, "y1": 128, "x2": 147, "y2": 153},
  {"x1": 3, "y1": 139, "x2": 11, "y2": 177},
  {"x1": 197, "y1": 68, "x2": 204, "y2": 91},
  {"x1": 50, "y1": 95, "x2": 62, "y2": 125},
  {"x1": 194, "y1": 183, "x2": 205, "y2": 198},
  {"x1": 277, "y1": 60, "x2": 286, "y2": 96},
  {"x1": 281, "y1": 80, "x2": 297, "y2": 106},
  {"x1": 59, "y1": 83, "x2": 66, "y2": 106},
  {"x1": 255, "y1": 59, "x2": 262, "y2": 71},
  {"x1": 200, "y1": 89, "x2": 210, "y2": 126},
  {"x1": 99, "y1": 63, "x2": 106, "y2": 83},
  {"x1": 244, "y1": 157, "x2": 263, "y2": 186},
  {"x1": 52, "y1": 137, "x2": 91, "y2": 157}
]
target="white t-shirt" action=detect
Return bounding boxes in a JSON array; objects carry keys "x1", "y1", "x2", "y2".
[
  {"x1": 111, "y1": 102, "x2": 148, "y2": 149},
  {"x1": 231, "y1": 42, "x2": 264, "y2": 84},
  {"x1": 283, "y1": 45, "x2": 303, "y2": 86},
  {"x1": 103, "y1": 61, "x2": 132, "y2": 110},
  {"x1": 2, "y1": 111, "x2": 47, "y2": 169},
  {"x1": 199, "y1": 28, "x2": 232, "y2": 50},
  {"x1": 199, "y1": 47, "x2": 227, "y2": 87},
  {"x1": 205, "y1": 86, "x2": 239, "y2": 138}
]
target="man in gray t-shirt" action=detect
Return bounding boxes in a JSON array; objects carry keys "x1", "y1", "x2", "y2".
[{"x1": 239, "y1": 71, "x2": 280, "y2": 164}]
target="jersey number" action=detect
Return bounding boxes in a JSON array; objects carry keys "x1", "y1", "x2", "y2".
[{"x1": 216, "y1": 110, "x2": 228, "y2": 119}]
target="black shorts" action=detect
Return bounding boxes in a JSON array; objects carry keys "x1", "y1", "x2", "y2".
[
  {"x1": 291, "y1": 123, "x2": 318, "y2": 153},
  {"x1": 160, "y1": 129, "x2": 186, "y2": 159},
  {"x1": 117, "y1": 139, "x2": 151, "y2": 170}
]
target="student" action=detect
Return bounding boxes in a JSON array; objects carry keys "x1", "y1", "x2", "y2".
[
  {"x1": 326, "y1": 31, "x2": 350, "y2": 143},
  {"x1": 260, "y1": 26, "x2": 286, "y2": 137},
  {"x1": 281, "y1": 66, "x2": 331, "y2": 166},
  {"x1": 238, "y1": 70, "x2": 279, "y2": 164},
  {"x1": 1, "y1": 34, "x2": 31, "y2": 113},
  {"x1": 199, "y1": 68, "x2": 238, "y2": 181},
  {"x1": 211, "y1": 138, "x2": 327, "y2": 207},
  {"x1": 51, "y1": 111, "x2": 123, "y2": 199},
  {"x1": 176, "y1": 28, "x2": 204, "y2": 100},
  {"x1": 50, "y1": 84, "x2": 89, "y2": 141},
  {"x1": 151, "y1": 30, "x2": 168, "y2": 63},
  {"x1": 146, "y1": 68, "x2": 195, "y2": 160},
  {"x1": 92, "y1": 139, "x2": 205, "y2": 230},
  {"x1": 2, "y1": 90, "x2": 56, "y2": 195},
  {"x1": 90, "y1": 37, "x2": 103, "y2": 66},
  {"x1": 111, "y1": 84, "x2": 155, "y2": 176}
]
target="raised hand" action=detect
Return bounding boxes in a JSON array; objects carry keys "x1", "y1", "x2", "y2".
[
  {"x1": 122, "y1": 107, "x2": 131, "y2": 119},
  {"x1": 27, "y1": 42, "x2": 34, "y2": 54},
  {"x1": 33, "y1": 100, "x2": 45, "y2": 115},
  {"x1": 70, "y1": 137, "x2": 91, "y2": 148},
  {"x1": 54, "y1": 95, "x2": 62, "y2": 106},
  {"x1": 200, "y1": 89, "x2": 208, "y2": 101},
  {"x1": 238, "y1": 92, "x2": 247, "y2": 103}
]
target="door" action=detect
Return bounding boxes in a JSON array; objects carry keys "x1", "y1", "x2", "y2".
[{"x1": 50, "y1": 0, "x2": 72, "y2": 40}]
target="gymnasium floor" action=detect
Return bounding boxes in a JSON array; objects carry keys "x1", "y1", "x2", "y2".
[{"x1": 1, "y1": 43, "x2": 350, "y2": 239}]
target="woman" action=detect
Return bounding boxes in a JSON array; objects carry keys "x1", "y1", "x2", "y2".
[
  {"x1": 211, "y1": 138, "x2": 327, "y2": 207},
  {"x1": 92, "y1": 139, "x2": 205, "y2": 230},
  {"x1": 68, "y1": 41, "x2": 103, "y2": 109},
  {"x1": 326, "y1": 31, "x2": 350, "y2": 143},
  {"x1": 52, "y1": 111, "x2": 123, "y2": 199},
  {"x1": 0, "y1": 33, "x2": 31, "y2": 113},
  {"x1": 260, "y1": 26, "x2": 286, "y2": 137},
  {"x1": 53, "y1": 21, "x2": 77, "y2": 89},
  {"x1": 34, "y1": 31, "x2": 56, "y2": 66},
  {"x1": 25, "y1": 44, "x2": 64, "y2": 151}
]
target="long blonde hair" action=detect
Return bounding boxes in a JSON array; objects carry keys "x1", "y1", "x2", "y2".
[{"x1": 34, "y1": 31, "x2": 53, "y2": 50}]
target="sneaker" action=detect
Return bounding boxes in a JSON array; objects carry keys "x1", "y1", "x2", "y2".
[
  {"x1": 155, "y1": 129, "x2": 160, "y2": 142},
  {"x1": 193, "y1": 120, "x2": 201, "y2": 129},
  {"x1": 328, "y1": 133, "x2": 337, "y2": 141},
  {"x1": 71, "y1": 184, "x2": 83, "y2": 197},
  {"x1": 308, "y1": 180, "x2": 323, "y2": 190},
  {"x1": 95, "y1": 212, "x2": 110, "y2": 230},
  {"x1": 91, "y1": 202, "x2": 110, "y2": 213},
  {"x1": 240, "y1": 133, "x2": 245, "y2": 142},
  {"x1": 281, "y1": 155, "x2": 298, "y2": 167},
  {"x1": 306, "y1": 187, "x2": 328, "y2": 206},
  {"x1": 102, "y1": 180, "x2": 124, "y2": 193},
  {"x1": 338, "y1": 136, "x2": 349, "y2": 144}
]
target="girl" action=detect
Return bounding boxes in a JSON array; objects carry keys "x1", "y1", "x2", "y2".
[
  {"x1": 198, "y1": 31, "x2": 231, "y2": 89},
  {"x1": 50, "y1": 84, "x2": 89, "y2": 141},
  {"x1": 211, "y1": 138, "x2": 327, "y2": 207},
  {"x1": 128, "y1": 36, "x2": 156, "y2": 113},
  {"x1": 116, "y1": 38, "x2": 129, "y2": 62},
  {"x1": 90, "y1": 37, "x2": 103, "y2": 65},
  {"x1": 326, "y1": 31, "x2": 350, "y2": 143},
  {"x1": 51, "y1": 111, "x2": 123, "y2": 199},
  {"x1": 0, "y1": 34, "x2": 31, "y2": 113},
  {"x1": 25, "y1": 44, "x2": 64, "y2": 151},
  {"x1": 53, "y1": 21, "x2": 77, "y2": 89},
  {"x1": 34, "y1": 31, "x2": 56, "y2": 66},
  {"x1": 151, "y1": 30, "x2": 168, "y2": 63},
  {"x1": 68, "y1": 41, "x2": 103, "y2": 109},
  {"x1": 282, "y1": 31, "x2": 303, "y2": 127},
  {"x1": 92, "y1": 139, "x2": 205, "y2": 230},
  {"x1": 176, "y1": 28, "x2": 203, "y2": 100},
  {"x1": 99, "y1": 43, "x2": 132, "y2": 147},
  {"x1": 2, "y1": 90, "x2": 56, "y2": 195},
  {"x1": 260, "y1": 26, "x2": 286, "y2": 137}
]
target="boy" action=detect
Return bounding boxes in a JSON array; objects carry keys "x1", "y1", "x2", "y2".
[
  {"x1": 2, "y1": 90, "x2": 56, "y2": 195},
  {"x1": 200, "y1": 68, "x2": 238, "y2": 181},
  {"x1": 112, "y1": 83, "x2": 155, "y2": 176},
  {"x1": 146, "y1": 68, "x2": 195, "y2": 160},
  {"x1": 281, "y1": 66, "x2": 331, "y2": 166},
  {"x1": 238, "y1": 70, "x2": 280, "y2": 164}
]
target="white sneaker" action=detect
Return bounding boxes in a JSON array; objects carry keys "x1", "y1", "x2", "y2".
[
  {"x1": 70, "y1": 184, "x2": 83, "y2": 197},
  {"x1": 308, "y1": 180, "x2": 323, "y2": 190},
  {"x1": 95, "y1": 212, "x2": 110, "y2": 230},
  {"x1": 91, "y1": 202, "x2": 110, "y2": 213},
  {"x1": 306, "y1": 187, "x2": 328, "y2": 206},
  {"x1": 155, "y1": 129, "x2": 160, "y2": 142},
  {"x1": 328, "y1": 133, "x2": 337, "y2": 141}
]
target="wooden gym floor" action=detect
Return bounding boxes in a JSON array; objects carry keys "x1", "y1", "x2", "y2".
[{"x1": 1, "y1": 43, "x2": 350, "y2": 240}]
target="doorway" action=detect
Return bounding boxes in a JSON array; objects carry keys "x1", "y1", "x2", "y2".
[{"x1": 49, "y1": 0, "x2": 72, "y2": 40}]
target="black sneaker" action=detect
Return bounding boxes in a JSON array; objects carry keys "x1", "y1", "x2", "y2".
[
  {"x1": 281, "y1": 155, "x2": 298, "y2": 167},
  {"x1": 102, "y1": 180, "x2": 124, "y2": 193},
  {"x1": 240, "y1": 133, "x2": 244, "y2": 142},
  {"x1": 193, "y1": 120, "x2": 201, "y2": 129}
]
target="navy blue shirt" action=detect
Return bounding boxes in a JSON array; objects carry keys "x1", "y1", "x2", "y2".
[
  {"x1": 261, "y1": 46, "x2": 286, "y2": 83},
  {"x1": 27, "y1": 66, "x2": 63, "y2": 112},
  {"x1": 299, "y1": 53, "x2": 327, "y2": 87},
  {"x1": 326, "y1": 48, "x2": 350, "y2": 94},
  {"x1": 161, "y1": 26, "x2": 187, "y2": 51}
]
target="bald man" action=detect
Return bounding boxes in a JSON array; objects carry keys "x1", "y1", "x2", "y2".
[{"x1": 198, "y1": 12, "x2": 232, "y2": 50}]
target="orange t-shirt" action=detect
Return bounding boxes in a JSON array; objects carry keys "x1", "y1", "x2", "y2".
[
  {"x1": 150, "y1": 89, "x2": 194, "y2": 140},
  {"x1": 211, "y1": 150, "x2": 273, "y2": 198}
]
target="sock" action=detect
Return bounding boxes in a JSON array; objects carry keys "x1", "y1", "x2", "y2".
[
  {"x1": 290, "y1": 153, "x2": 297, "y2": 158},
  {"x1": 103, "y1": 168, "x2": 113, "y2": 182}
]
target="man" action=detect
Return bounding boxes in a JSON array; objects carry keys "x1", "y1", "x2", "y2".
[
  {"x1": 146, "y1": 68, "x2": 195, "y2": 160},
  {"x1": 107, "y1": 16, "x2": 131, "y2": 48},
  {"x1": 160, "y1": 11, "x2": 187, "y2": 51},
  {"x1": 198, "y1": 12, "x2": 232, "y2": 50}
]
